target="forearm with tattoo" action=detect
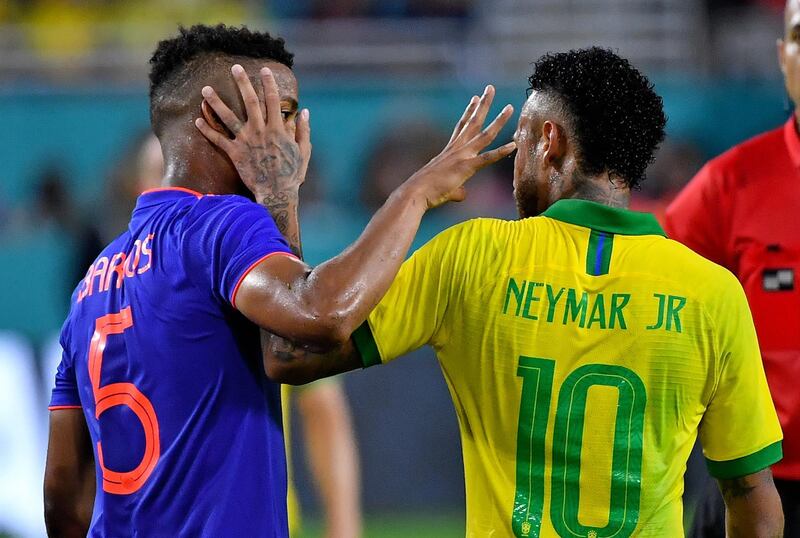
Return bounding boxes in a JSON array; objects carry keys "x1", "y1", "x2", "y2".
[
  {"x1": 252, "y1": 143, "x2": 308, "y2": 366},
  {"x1": 719, "y1": 476, "x2": 759, "y2": 503},
  {"x1": 259, "y1": 190, "x2": 302, "y2": 258},
  {"x1": 261, "y1": 330, "x2": 361, "y2": 385},
  {"x1": 718, "y1": 469, "x2": 784, "y2": 538},
  {"x1": 241, "y1": 137, "x2": 304, "y2": 258}
]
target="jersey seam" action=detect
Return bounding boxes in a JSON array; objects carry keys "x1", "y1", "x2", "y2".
[
  {"x1": 437, "y1": 219, "x2": 516, "y2": 348},
  {"x1": 230, "y1": 251, "x2": 299, "y2": 309},
  {"x1": 430, "y1": 220, "x2": 490, "y2": 348},
  {"x1": 706, "y1": 437, "x2": 784, "y2": 464},
  {"x1": 705, "y1": 439, "x2": 783, "y2": 479},
  {"x1": 366, "y1": 317, "x2": 387, "y2": 364}
]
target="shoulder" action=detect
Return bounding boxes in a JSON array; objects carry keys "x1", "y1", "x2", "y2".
[
  {"x1": 188, "y1": 194, "x2": 267, "y2": 219},
  {"x1": 424, "y1": 218, "x2": 516, "y2": 254},
  {"x1": 660, "y1": 237, "x2": 743, "y2": 301},
  {"x1": 703, "y1": 123, "x2": 785, "y2": 178},
  {"x1": 181, "y1": 194, "x2": 275, "y2": 234},
  {"x1": 665, "y1": 123, "x2": 786, "y2": 228}
]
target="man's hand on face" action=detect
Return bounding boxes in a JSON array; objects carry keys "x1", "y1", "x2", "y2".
[
  {"x1": 404, "y1": 85, "x2": 516, "y2": 210},
  {"x1": 195, "y1": 64, "x2": 311, "y2": 199}
]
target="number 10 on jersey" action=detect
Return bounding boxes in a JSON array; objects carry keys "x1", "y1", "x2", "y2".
[{"x1": 513, "y1": 357, "x2": 646, "y2": 538}]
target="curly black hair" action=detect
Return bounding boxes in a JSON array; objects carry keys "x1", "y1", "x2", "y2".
[
  {"x1": 149, "y1": 24, "x2": 293, "y2": 100},
  {"x1": 528, "y1": 47, "x2": 666, "y2": 189}
]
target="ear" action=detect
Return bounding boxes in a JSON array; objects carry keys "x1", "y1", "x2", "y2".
[
  {"x1": 779, "y1": 38, "x2": 787, "y2": 77},
  {"x1": 200, "y1": 100, "x2": 233, "y2": 139},
  {"x1": 541, "y1": 120, "x2": 567, "y2": 169}
]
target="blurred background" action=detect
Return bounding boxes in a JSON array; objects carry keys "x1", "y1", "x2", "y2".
[{"x1": 0, "y1": 0, "x2": 791, "y2": 536}]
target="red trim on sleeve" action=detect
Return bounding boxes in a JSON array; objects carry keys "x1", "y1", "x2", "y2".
[
  {"x1": 141, "y1": 187, "x2": 204, "y2": 198},
  {"x1": 230, "y1": 251, "x2": 299, "y2": 309},
  {"x1": 48, "y1": 405, "x2": 82, "y2": 411}
]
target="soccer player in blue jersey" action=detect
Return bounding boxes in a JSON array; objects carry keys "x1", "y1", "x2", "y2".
[{"x1": 42, "y1": 24, "x2": 515, "y2": 537}]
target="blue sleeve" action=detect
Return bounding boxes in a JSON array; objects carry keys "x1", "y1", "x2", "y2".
[
  {"x1": 49, "y1": 328, "x2": 81, "y2": 409},
  {"x1": 183, "y1": 196, "x2": 295, "y2": 307}
]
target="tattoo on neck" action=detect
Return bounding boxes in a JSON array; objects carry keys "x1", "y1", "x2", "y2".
[{"x1": 573, "y1": 175, "x2": 629, "y2": 208}]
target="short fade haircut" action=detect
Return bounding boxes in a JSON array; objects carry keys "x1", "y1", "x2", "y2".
[
  {"x1": 528, "y1": 47, "x2": 666, "y2": 189},
  {"x1": 148, "y1": 24, "x2": 294, "y2": 132}
]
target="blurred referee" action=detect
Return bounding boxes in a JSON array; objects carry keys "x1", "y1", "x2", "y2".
[{"x1": 665, "y1": 1, "x2": 800, "y2": 534}]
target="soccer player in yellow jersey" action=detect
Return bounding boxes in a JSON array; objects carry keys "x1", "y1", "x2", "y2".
[{"x1": 239, "y1": 48, "x2": 784, "y2": 536}]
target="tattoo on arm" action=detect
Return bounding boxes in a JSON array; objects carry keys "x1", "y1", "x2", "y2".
[
  {"x1": 260, "y1": 191, "x2": 302, "y2": 258},
  {"x1": 249, "y1": 140, "x2": 301, "y2": 187},
  {"x1": 248, "y1": 140, "x2": 303, "y2": 258},
  {"x1": 719, "y1": 477, "x2": 758, "y2": 502},
  {"x1": 269, "y1": 333, "x2": 305, "y2": 362},
  {"x1": 261, "y1": 331, "x2": 362, "y2": 384},
  {"x1": 718, "y1": 470, "x2": 783, "y2": 538}
]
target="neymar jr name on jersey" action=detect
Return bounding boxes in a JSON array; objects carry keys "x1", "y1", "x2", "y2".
[{"x1": 502, "y1": 277, "x2": 687, "y2": 333}]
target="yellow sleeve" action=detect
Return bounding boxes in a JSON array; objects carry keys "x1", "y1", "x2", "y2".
[
  {"x1": 699, "y1": 275, "x2": 783, "y2": 479},
  {"x1": 353, "y1": 221, "x2": 474, "y2": 366}
]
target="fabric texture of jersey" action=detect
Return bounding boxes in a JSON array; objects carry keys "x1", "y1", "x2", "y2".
[
  {"x1": 50, "y1": 188, "x2": 294, "y2": 537},
  {"x1": 282, "y1": 385, "x2": 302, "y2": 536},
  {"x1": 353, "y1": 199, "x2": 782, "y2": 537},
  {"x1": 665, "y1": 116, "x2": 800, "y2": 480}
]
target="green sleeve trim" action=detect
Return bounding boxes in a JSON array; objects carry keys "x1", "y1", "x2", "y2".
[
  {"x1": 705, "y1": 441, "x2": 783, "y2": 479},
  {"x1": 352, "y1": 321, "x2": 382, "y2": 368}
]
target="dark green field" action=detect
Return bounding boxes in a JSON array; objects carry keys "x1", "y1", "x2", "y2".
[{"x1": 298, "y1": 514, "x2": 464, "y2": 538}]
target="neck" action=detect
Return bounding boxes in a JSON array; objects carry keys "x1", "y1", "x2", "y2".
[
  {"x1": 570, "y1": 173, "x2": 630, "y2": 209},
  {"x1": 159, "y1": 131, "x2": 239, "y2": 195}
]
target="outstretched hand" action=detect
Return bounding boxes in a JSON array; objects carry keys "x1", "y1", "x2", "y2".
[
  {"x1": 406, "y1": 85, "x2": 515, "y2": 209},
  {"x1": 194, "y1": 64, "x2": 311, "y2": 198}
]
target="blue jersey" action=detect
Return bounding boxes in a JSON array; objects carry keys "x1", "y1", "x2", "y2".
[{"x1": 50, "y1": 187, "x2": 295, "y2": 537}]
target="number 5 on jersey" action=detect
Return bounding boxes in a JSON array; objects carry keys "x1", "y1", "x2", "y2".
[
  {"x1": 513, "y1": 356, "x2": 646, "y2": 538},
  {"x1": 89, "y1": 307, "x2": 161, "y2": 494}
]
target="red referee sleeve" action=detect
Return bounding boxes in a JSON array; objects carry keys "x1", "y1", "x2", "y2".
[{"x1": 664, "y1": 163, "x2": 732, "y2": 270}]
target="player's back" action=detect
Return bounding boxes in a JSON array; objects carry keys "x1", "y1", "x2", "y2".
[
  {"x1": 49, "y1": 188, "x2": 295, "y2": 537},
  {"x1": 426, "y1": 200, "x2": 781, "y2": 536}
]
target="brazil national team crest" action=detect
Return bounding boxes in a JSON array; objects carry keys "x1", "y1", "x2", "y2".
[{"x1": 763, "y1": 268, "x2": 794, "y2": 291}]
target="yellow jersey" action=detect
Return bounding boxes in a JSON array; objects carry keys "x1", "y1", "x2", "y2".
[
  {"x1": 352, "y1": 199, "x2": 782, "y2": 537},
  {"x1": 282, "y1": 385, "x2": 302, "y2": 536}
]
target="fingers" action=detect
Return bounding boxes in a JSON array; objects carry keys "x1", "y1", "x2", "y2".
[
  {"x1": 447, "y1": 95, "x2": 479, "y2": 147},
  {"x1": 232, "y1": 64, "x2": 263, "y2": 124},
  {"x1": 260, "y1": 67, "x2": 283, "y2": 127},
  {"x1": 194, "y1": 117, "x2": 234, "y2": 152},
  {"x1": 471, "y1": 85, "x2": 496, "y2": 133},
  {"x1": 456, "y1": 85, "x2": 496, "y2": 145},
  {"x1": 295, "y1": 109, "x2": 311, "y2": 155},
  {"x1": 201, "y1": 86, "x2": 243, "y2": 134},
  {"x1": 472, "y1": 141, "x2": 517, "y2": 169},
  {"x1": 468, "y1": 104, "x2": 515, "y2": 151}
]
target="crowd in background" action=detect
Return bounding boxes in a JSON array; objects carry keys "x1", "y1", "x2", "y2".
[{"x1": 9, "y1": 119, "x2": 706, "y2": 290}]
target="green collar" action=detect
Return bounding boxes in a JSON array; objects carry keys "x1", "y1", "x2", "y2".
[{"x1": 541, "y1": 199, "x2": 666, "y2": 237}]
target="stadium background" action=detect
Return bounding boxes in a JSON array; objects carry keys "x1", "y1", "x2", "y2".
[{"x1": 0, "y1": 0, "x2": 789, "y2": 536}]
